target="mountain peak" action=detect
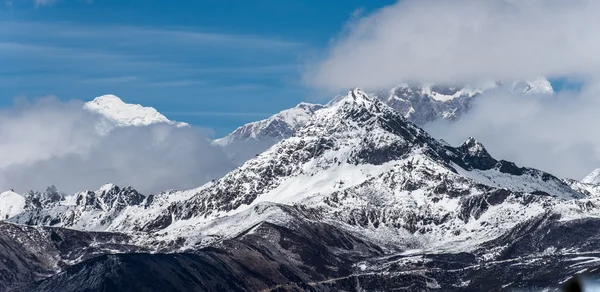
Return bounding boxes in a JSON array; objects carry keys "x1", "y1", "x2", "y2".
[
  {"x1": 84, "y1": 94, "x2": 188, "y2": 128},
  {"x1": 295, "y1": 102, "x2": 322, "y2": 110},
  {"x1": 459, "y1": 137, "x2": 490, "y2": 157},
  {"x1": 0, "y1": 190, "x2": 26, "y2": 220},
  {"x1": 582, "y1": 168, "x2": 600, "y2": 185},
  {"x1": 327, "y1": 88, "x2": 380, "y2": 115},
  {"x1": 348, "y1": 88, "x2": 372, "y2": 103},
  {"x1": 92, "y1": 94, "x2": 122, "y2": 103}
]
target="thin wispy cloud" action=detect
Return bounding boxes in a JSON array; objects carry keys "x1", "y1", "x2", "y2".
[
  {"x1": 29, "y1": 0, "x2": 92, "y2": 7},
  {"x1": 34, "y1": 0, "x2": 55, "y2": 7},
  {"x1": 1, "y1": 20, "x2": 306, "y2": 100},
  {"x1": 306, "y1": 0, "x2": 600, "y2": 91},
  {"x1": 147, "y1": 80, "x2": 207, "y2": 88},
  {"x1": 82, "y1": 76, "x2": 140, "y2": 84},
  {"x1": 190, "y1": 64, "x2": 299, "y2": 74},
  {"x1": 164, "y1": 111, "x2": 272, "y2": 117},
  {"x1": 131, "y1": 28, "x2": 304, "y2": 50},
  {"x1": 0, "y1": 21, "x2": 303, "y2": 51}
]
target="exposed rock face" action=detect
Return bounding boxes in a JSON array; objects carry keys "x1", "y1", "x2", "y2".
[{"x1": 0, "y1": 222, "x2": 142, "y2": 291}]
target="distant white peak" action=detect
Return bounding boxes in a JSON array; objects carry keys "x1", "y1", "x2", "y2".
[
  {"x1": 0, "y1": 190, "x2": 26, "y2": 220},
  {"x1": 295, "y1": 102, "x2": 322, "y2": 111},
  {"x1": 98, "y1": 183, "x2": 118, "y2": 193},
  {"x1": 214, "y1": 101, "x2": 323, "y2": 145},
  {"x1": 277, "y1": 102, "x2": 323, "y2": 125},
  {"x1": 84, "y1": 94, "x2": 189, "y2": 128},
  {"x1": 513, "y1": 77, "x2": 554, "y2": 95},
  {"x1": 582, "y1": 168, "x2": 600, "y2": 185}
]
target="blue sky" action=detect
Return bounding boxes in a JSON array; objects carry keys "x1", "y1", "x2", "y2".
[{"x1": 0, "y1": 0, "x2": 395, "y2": 136}]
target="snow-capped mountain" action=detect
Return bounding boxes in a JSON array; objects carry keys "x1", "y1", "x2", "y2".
[
  {"x1": 84, "y1": 94, "x2": 188, "y2": 128},
  {"x1": 12, "y1": 88, "x2": 586, "y2": 240},
  {"x1": 133, "y1": 89, "x2": 587, "y2": 245},
  {"x1": 215, "y1": 78, "x2": 554, "y2": 163},
  {"x1": 0, "y1": 190, "x2": 25, "y2": 220},
  {"x1": 3, "y1": 88, "x2": 599, "y2": 291}
]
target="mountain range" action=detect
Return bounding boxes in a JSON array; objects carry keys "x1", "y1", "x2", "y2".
[
  {"x1": 1, "y1": 86, "x2": 600, "y2": 291},
  {"x1": 215, "y1": 78, "x2": 553, "y2": 164}
]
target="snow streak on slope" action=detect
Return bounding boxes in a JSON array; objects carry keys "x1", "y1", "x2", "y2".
[{"x1": 84, "y1": 95, "x2": 188, "y2": 129}]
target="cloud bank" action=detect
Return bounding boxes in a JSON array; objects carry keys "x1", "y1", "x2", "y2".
[
  {"x1": 0, "y1": 97, "x2": 234, "y2": 194},
  {"x1": 306, "y1": 0, "x2": 600, "y2": 91},
  {"x1": 425, "y1": 84, "x2": 600, "y2": 181}
]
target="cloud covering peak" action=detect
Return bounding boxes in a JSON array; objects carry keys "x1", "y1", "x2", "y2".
[{"x1": 0, "y1": 96, "x2": 232, "y2": 194}]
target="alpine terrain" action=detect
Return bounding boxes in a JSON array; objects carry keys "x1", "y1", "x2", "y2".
[
  {"x1": 2, "y1": 88, "x2": 600, "y2": 291},
  {"x1": 216, "y1": 79, "x2": 553, "y2": 164}
]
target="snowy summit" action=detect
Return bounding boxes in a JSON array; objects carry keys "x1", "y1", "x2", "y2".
[
  {"x1": 84, "y1": 94, "x2": 189, "y2": 128},
  {"x1": 582, "y1": 168, "x2": 600, "y2": 185}
]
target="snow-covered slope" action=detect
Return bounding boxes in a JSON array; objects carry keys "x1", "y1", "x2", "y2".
[
  {"x1": 214, "y1": 102, "x2": 323, "y2": 164},
  {"x1": 583, "y1": 168, "x2": 600, "y2": 185},
  {"x1": 0, "y1": 191, "x2": 26, "y2": 220},
  {"x1": 8, "y1": 184, "x2": 145, "y2": 231},
  {"x1": 214, "y1": 102, "x2": 323, "y2": 146},
  {"x1": 84, "y1": 95, "x2": 188, "y2": 128}
]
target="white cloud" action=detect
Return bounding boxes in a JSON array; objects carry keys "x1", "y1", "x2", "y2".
[
  {"x1": 0, "y1": 97, "x2": 234, "y2": 194},
  {"x1": 425, "y1": 84, "x2": 600, "y2": 181},
  {"x1": 306, "y1": 0, "x2": 600, "y2": 91}
]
